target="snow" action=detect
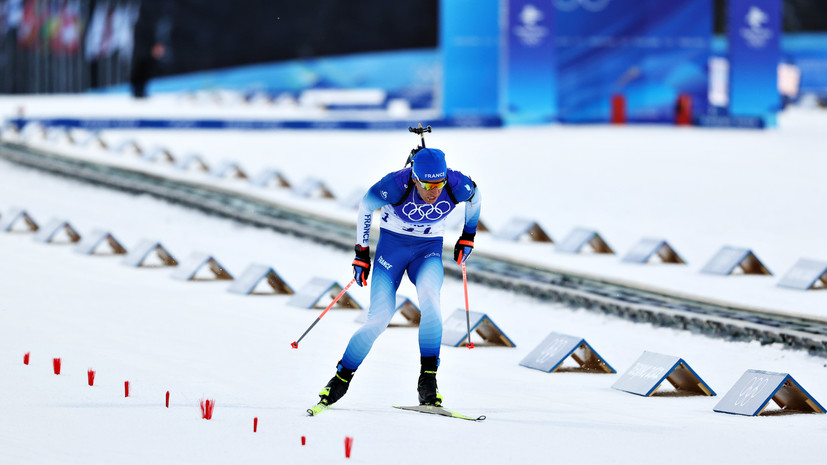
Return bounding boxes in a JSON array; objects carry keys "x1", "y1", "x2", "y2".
[{"x1": 1, "y1": 94, "x2": 826, "y2": 464}]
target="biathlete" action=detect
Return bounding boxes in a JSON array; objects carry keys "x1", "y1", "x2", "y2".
[{"x1": 309, "y1": 145, "x2": 481, "y2": 414}]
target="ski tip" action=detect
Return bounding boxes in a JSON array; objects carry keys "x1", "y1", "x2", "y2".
[{"x1": 394, "y1": 404, "x2": 486, "y2": 421}]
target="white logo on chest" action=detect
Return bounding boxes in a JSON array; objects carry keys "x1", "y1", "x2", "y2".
[{"x1": 401, "y1": 200, "x2": 452, "y2": 221}]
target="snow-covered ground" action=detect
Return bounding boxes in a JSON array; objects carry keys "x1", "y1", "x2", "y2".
[{"x1": 0, "y1": 94, "x2": 825, "y2": 464}]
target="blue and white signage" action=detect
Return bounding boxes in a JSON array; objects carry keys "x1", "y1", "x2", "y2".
[
  {"x1": 227, "y1": 264, "x2": 293, "y2": 295},
  {"x1": 556, "y1": 0, "x2": 711, "y2": 123},
  {"x1": 556, "y1": 228, "x2": 613, "y2": 254},
  {"x1": 714, "y1": 369, "x2": 825, "y2": 416},
  {"x1": 520, "y1": 332, "x2": 614, "y2": 373},
  {"x1": 288, "y1": 277, "x2": 360, "y2": 310},
  {"x1": 700, "y1": 246, "x2": 771, "y2": 276},
  {"x1": 442, "y1": 309, "x2": 515, "y2": 347},
  {"x1": 777, "y1": 259, "x2": 827, "y2": 290},
  {"x1": 612, "y1": 351, "x2": 715, "y2": 397},
  {"x1": 504, "y1": 0, "x2": 556, "y2": 124},
  {"x1": 440, "y1": 0, "x2": 500, "y2": 119},
  {"x1": 728, "y1": 0, "x2": 781, "y2": 125}
]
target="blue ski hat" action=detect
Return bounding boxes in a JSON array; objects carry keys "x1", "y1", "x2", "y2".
[{"x1": 412, "y1": 148, "x2": 447, "y2": 181}]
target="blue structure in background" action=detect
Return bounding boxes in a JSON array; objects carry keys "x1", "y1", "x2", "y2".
[
  {"x1": 440, "y1": 0, "x2": 501, "y2": 121},
  {"x1": 504, "y1": 0, "x2": 557, "y2": 124},
  {"x1": 100, "y1": 49, "x2": 440, "y2": 111},
  {"x1": 728, "y1": 0, "x2": 781, "y2": 126},
  {"x1": 79, "y1": 0, "x2": 826, "y2": 129},
  {"x1": 556, "y1": 0, "x2": 711, "y2": 123},
  {"x1": 784, "y1": 34, "x2": 827, "y2": 101}
]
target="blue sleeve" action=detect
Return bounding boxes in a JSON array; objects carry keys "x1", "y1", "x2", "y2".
[
  {"x1": 355, "y1": 171, "x2": 406, "y2": 247},
  {"x1": 463, "y1": 185, "x2": 481, "y2": 234},
  {"x1": 447, "y1": 170, "x2": 476, "y2": 203},
  {"x1": 447, "y1": 169, "x2": 480, "y2": 234},
  {"x1": 367, "y1": 170, "x2": 408, "y2": 209}
]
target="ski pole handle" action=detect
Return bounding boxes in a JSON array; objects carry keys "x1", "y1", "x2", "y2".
[
  {"x1": 462, "y1": 261, "x2": 474, "y2": 349},
  {"x1": 291, "y1": 278, "x2": 357, "y2": 349}
]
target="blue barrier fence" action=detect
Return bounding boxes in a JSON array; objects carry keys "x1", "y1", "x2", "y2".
[{"x1": 7, "y1": 116, "x2": 503, "y2": 131}]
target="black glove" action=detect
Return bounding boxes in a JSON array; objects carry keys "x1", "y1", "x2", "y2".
[
  {"x1": 453, "y1": 230, "x2": 476, "y2": 264},
  {"x1": 352, "y1": 245, "x2": 371, "y2": 286}
]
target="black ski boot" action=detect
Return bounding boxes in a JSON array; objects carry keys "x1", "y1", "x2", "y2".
[
  {"x1": 318, "y1": 360, "x2": 356, "y2": 407},
  {"x1": 417, "y1": 356, "x2": 443, "y2": 406}
]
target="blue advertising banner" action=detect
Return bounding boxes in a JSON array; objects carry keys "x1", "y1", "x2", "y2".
[
  {"x1": 440, "y1": 0, "x2": 501, "y2": 118},
  {"x1": 728, "y1": 0, "x2": 781, "y2": 126},
  {"x1": 9, "y1": 116, "x2": 504, "y2": 131},
  {"x1": 505, "y1": 0, "x2": 557, "y2": 124},
  {"x1": 556, "y1": 0, "x2": 711, "y2": 123}
]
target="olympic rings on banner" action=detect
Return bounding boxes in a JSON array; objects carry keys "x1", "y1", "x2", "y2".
[{"x1": 554, "y1": 0, "x2": 612, "y2": 12}]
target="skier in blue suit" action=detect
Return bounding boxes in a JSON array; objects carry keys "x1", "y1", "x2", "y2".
[{"x1": 313, "y1": 146, "x2": 481, "y2": 411}]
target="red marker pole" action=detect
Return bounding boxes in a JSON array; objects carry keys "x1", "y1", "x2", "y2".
[
  {"x1": 87, "y1": 369, "x2": 95, "y2": 386},
  {"x1": 291, "y1": 279, "x2": 356, "y2": 349},
  {"x1": 165, "y1": 391, "x2": 170, "y2": 408},
  {"x1": 53, "y1": 358, "x2": 61, "y2": 375},
  {"x1": 124, "y1": 381, "x2": 130, "y2": 397},
  {"x1": 461, "y1": 261, "x2": 474, "y2": 349},
  {"x1": 344, "y1": 436, "x2": 354, "y2": 458},
  {"x1": 253, "y1": 417, "x2": 258, "y2": 433},
  {"x1": 200, "y1": 399, "x2": 215, "y2": 419},
  {"x1": 23, "y1": 352, "x2": 30, "y2": 365},
  {"x1": 301, "y1": 436, "x2": 306, "y2": 446}
]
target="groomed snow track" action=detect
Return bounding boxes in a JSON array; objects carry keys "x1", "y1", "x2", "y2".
[{"x1": 2, "y1": 141, "x2": 826, "y2": 357}]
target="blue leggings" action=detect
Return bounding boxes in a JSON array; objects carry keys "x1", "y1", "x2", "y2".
[{"x1": 340, "y1": 229, "x2": 444, "y2": 370}]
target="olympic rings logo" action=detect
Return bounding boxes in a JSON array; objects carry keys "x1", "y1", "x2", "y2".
[
  {"x1": 554, "y1": 0, "x2": 612, "y2": 12},
  {"x1": 734, "y1": 376, "x2": 769, "y2": 407},
  {"x1": 401, "y1": 200, "x2": 452, "y2": 222}
]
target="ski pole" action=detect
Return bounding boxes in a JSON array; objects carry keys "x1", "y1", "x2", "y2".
[
  {"x1": 462, "y1": 261, "x2": 474, "y2": 349},
  {"x1": 291, "y1": 278, "x2": 357, "y2": 349}
]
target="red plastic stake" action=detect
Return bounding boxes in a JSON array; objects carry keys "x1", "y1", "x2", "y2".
[
  {"x1": 87, "y1": 369, "x2": 96, "y2": 386},
  {"x1": 124, "y1": 381, "x2": 130, "y2": 397},
  {"x1": 23, "y1": 352, "x2": 30, "y2": 365},
  {"x1": 165, "y1": 391, "x2": 170, "y2": 408},
  {"x1": 301, "y1": 436, "x2": 306, "y2": 446},
  {"x1": 253, "y1": 417, "x2": 258, "y2": 433},
  {"x1": 611, "y1": 94, "x2": 627, "y2": 124},
  {"x1": 676, "y1": 94, "x2": 693, "y2": 126},
  {"x1": 200, "y1": 399, "x2": 215, "y2": 420},
  {"x1": 344, "y1": 436, "x2": 354, "y2": 458},
  {"x1": 53, "y1": 358, "x2": 61, "y2": 375}
]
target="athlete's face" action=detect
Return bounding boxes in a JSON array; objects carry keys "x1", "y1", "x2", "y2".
[{"x1": 414, "y1": 178, "x2": 445, "y2": 204}]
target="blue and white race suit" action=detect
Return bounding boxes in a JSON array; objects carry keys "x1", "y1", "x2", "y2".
[{"x1": 340, "y1": 167, "x2": 481, "y2": 370}]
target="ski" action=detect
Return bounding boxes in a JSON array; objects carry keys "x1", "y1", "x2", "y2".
[
  {"x1": 393, "y1": 404, "x2": 486, "y2": 422},
  {"x1": 307, "y1": 402, "x2": 329, "y2": 416}
]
